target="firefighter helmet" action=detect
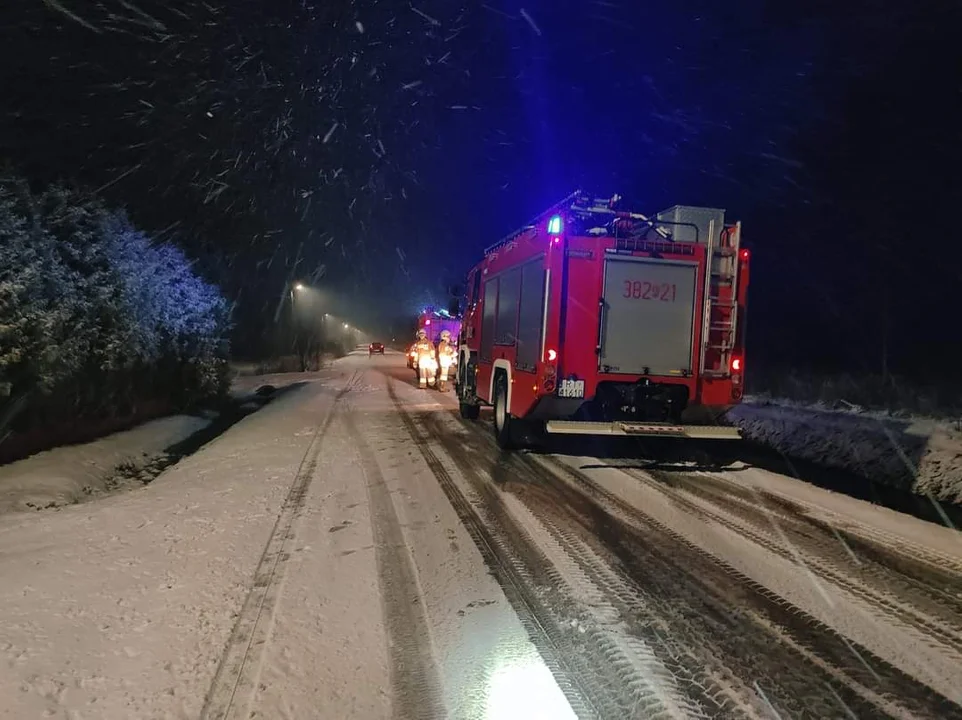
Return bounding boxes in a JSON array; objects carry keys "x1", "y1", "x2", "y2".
[
  {"x1": 439, "y1": 329, "x2": 451, "y2": 341},
  {"x1": 416, "y1": 328, "x2": 427, "y2": 339}
]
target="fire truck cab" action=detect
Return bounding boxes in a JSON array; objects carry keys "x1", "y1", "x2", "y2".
[{"x1": 454, "y1": 191, "x2": 750, "y2": 449}]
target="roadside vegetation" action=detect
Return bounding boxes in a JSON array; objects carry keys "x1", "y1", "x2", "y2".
[{"x1": 0, "y1": 173, "x2": 230, "y2": 463}]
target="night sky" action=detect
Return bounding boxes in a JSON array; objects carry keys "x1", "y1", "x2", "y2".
[{"x1": 3, "y1": 0, "x2": 960, "y2": 375}]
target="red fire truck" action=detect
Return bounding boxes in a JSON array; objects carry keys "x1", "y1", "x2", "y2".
[
  {"x1": 418, "y1": 310, "x2": 461, "y2": 345},
  {"x1": 454, "y1": 191, "x2": 750, "y2": 448},
  {"x1": 408, "y1": 309, "x2": 461, "y2": 378}
]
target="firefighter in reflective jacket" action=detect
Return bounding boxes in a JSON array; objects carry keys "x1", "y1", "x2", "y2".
[
  {"x1": 414, "y1": 329, "x2": 436, "y2": 389},
  {"x1": 436, "y1": 330, "x2": 456, "y2": 392}
]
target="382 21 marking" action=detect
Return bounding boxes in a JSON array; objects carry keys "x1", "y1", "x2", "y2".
[{"x1": 623, "y1": 280, "x2": 676, "y2": 302}]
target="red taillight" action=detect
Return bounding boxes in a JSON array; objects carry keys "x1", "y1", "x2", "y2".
[
  {"x1": 740, "y1": 248, "x2": 750, "y2": 261},
  {"x1": 731, "y1": 356, "x2": 743, "y2": 393},
  {"x1": 546, "y1": 348, "x2": 557, "y2": 362}
]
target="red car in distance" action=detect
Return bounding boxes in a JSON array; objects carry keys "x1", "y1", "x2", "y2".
[{"x1": 369, "y1": 342, "x2": 385, "y2": 355}]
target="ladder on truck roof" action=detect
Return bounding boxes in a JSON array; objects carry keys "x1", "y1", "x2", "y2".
[
  {"x1": 679, "y1": 212, "x2": 741, "y2": 377},
  {"x1": 706, "y1": 224, "x2": 744, "y2": 376}
]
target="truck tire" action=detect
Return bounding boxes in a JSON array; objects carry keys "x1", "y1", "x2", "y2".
[
  {"x1": 493, "y1": 375, "x2": 516, "y2": 449},
  {"x1": 456, "y1": 363, "x2": 480, "y2": 419},
  {"x1": 459, "y1": 400, "x2": 481, "y2": 420}
]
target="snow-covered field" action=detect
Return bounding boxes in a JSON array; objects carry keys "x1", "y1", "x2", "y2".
[
  {"x1": 729, "y1": 398, "x2": 962, "y2": 505},
  {"x1": 0, "y1": 355, "x2": 570, "y2": 720},
  {"x1": 0, "y1": 367, "x2": 333, "y2": 517},
  {"x1": 0, "y1": 414, "x2": 210, "y2": 514},
  {"x1": 0, "y1": 371, "x2": 355, "y2": 719}
]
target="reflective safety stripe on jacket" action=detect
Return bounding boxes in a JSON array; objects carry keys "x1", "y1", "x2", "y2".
[
  {"x1": 415, "y1": 340, "x2": 433, "y2": 359},
  {"x1": 437, "y1": 341, "x2": 455, "y2": 365}
]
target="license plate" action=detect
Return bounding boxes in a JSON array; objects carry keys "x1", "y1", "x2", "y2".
[{"x1": 557, "y1": 379, "x2": 585, "y2": 398}]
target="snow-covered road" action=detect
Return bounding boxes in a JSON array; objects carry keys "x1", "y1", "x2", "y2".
[{"x1": 1, "y1": 351, "x2": 961, "y2": 719}]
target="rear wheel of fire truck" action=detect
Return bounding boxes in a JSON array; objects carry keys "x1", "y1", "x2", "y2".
[{"x1": 492, "y1": 375, "x2": 520, "y2": 449}]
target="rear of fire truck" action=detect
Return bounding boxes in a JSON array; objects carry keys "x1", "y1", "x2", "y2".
[
  {"x1": 455, "y1": 192, "x2": 750, "y2": 449},
  {"x1": 413, "y1": 310, "x2": 461, "y2": 377}
]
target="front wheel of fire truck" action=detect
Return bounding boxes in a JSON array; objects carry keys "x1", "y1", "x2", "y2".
[
  {"x1": 456, "y1": 358, "x2": 481, "y2": 420},
  {"x1": 492, "y1": 375, "x2": 520, "y2": 449},
  {"x1": 459, "y1": 399, "x2": 480, "y2": 420}
]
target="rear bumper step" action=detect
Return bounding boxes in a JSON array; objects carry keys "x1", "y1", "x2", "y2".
[{"x1": 544, "y1": 420, "x2": 741, "y2": 440}]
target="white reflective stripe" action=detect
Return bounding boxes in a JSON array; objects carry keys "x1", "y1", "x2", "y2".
[{"x1": 540, "y1": 268, "x2": 551, "y2": 361}]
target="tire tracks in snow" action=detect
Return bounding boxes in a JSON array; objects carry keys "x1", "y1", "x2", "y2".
[
  {"x1": 629, "y1": 468, "x2": 962, "y2": 658},
  {"x1": 754, "y1": 488, "x2": 962, "y2": 608},
  {"x1": 386, "y1": 380, "x2": 606, "y2": 720},
  {"x1": 389, "y1": 379, "x2": 710, "y2": 719},
  {"x1": 339, "y1": 403, "x2": 447, "y2": 720},
  {"x1": 425, "y1": 405, "x2": 962, "y2": 718},
  {"x1": 428, "y1": 413, "x2": 769, "y2": 718},
  {"x1": 527, "y1": 453, "x2": 962, "y2": 719},
  {"x1": 200, "y1": 371, "x2": 361, "y2": 720}
]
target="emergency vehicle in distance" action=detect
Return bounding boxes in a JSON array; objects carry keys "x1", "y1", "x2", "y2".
[
  {"x1": 453, "y1": 191, "x2": 751, "y2": 449},
  {"x1": 418, "y1": 309, "x2": 461, "y2": 345},
  {"x1": 407, "y1": 309, "x2": 462, "y2": 375}
]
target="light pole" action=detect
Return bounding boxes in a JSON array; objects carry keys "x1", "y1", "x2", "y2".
[
  {"x1": 290, "y1": 282, "x2": 305, "y2": 316},
  {"x1": 290, "y1": 283, "x2": 306, "y2": 361}
]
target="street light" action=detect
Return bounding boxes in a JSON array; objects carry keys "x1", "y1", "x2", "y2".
[
  {"x1": 290, "y1": 282, "x2": 306, "y2": 305},
  {"x1": 343, "y1": 323, "x2": 349, "y2": 329}
]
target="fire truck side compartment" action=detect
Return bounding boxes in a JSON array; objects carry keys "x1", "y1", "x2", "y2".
[{"x1": 515, "y1": 260, "x2": 546, "y2": 371}]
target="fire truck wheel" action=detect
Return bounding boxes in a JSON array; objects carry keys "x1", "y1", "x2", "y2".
[
  {"x1": 492, "y1": 375, "x2": 517, "y2": 449},
  {"x1": 459, "y1": 399, "x2": 480, "y2": 420}
]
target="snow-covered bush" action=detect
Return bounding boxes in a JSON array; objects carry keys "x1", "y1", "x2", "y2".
[
  {"x1": 0, "y1": 175, "x2": 229, "y2": 451},
  {"x1": 748, "y1": 368, "x2": 962, "y2": 419},
  {"x1": 101, "y1": 212, "x2": 230, "y2": 404},
  {"x1": 0, "y1": 180, "x2": 81, "y2": 396}
]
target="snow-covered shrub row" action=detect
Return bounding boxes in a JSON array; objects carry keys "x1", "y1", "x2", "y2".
[
  {"x1": 729, "y1": 399, "x2": 962, "y2": 505},
  {"x1": 0, "y1": 176, "x2": 229, "y2": 444},
  {"x1": 747, "y1": 369, "x2": 962, "y2": 419}
]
